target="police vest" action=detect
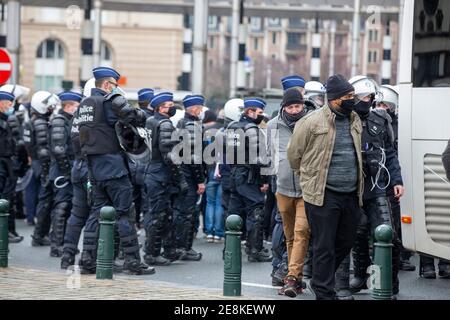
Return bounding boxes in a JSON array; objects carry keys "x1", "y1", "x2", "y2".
[
  {"x1": 70, "y1": 110, "x2": 82, "y2": 159},
  {"x1": 361, "y1": 111, "x2": 390, "y2": 179},
  {"x1": 0, "y1": 116, "x2": 14, "y2": 158},
  {"x1": 76, "y1": 96, "x2": 121, "y2": 156}
]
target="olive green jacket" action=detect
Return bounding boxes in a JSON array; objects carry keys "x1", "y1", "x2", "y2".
[{"x1": 286, "y1": 104, "x2": 364, "y2": 207}]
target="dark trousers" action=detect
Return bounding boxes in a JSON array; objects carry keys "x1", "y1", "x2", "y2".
[
  {"x1": 305, "y1": 189, "x2": 360, "y2": 300},
  {"x1": 64, "y1": 180, "x2": 90, "y2": 255},
  {"x1": 25, "y1": 172, "x2": 40, "y2": 224}
]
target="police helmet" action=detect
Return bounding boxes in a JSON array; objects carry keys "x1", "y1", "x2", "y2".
[
  {"x1": 83, "y1": 77, "x2": 96, "y2": 97},
  {"x1": 171, "y1": 109, "x2": 185, "y2": 127},
  {"x1": 304, "y1": 81, "x2": 326, "y2": 109},
  {"x1": 378, "y1": 85, "x2": 399, "y2": 113},
  {"x1": 31, "y1": 91, "x2": 60, "y2": 115},
  {"x1": 0, "y1": 84, "x2": 30, "y2": 103},
  {"x1": 348, "y1": 76, "x2": 380, "y2": 104},
  {"x1": 223, "y1": 98, "x2": 244, "y2": 122}
]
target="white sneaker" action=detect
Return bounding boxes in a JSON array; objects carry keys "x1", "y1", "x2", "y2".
[
  {"x1": 214, "y1": 236, "x2": 224, "y2": 243},
  {"x1": 206, "y1": 235, "x2": 214, "y2": 243}
]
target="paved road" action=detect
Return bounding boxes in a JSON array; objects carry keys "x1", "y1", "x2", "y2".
[{"x1": 5, "y1": 220, "x2": 450, "y2": 300}]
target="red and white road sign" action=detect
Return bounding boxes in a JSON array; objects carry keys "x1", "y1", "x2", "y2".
[{"x1": 0, "y1": 49, "x2": 12, "y2": 85}]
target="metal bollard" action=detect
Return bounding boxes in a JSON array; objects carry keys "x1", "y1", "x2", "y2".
[
  {"x1": 223, "y1": 214, "x2": 243, "y2": 296},
  {"x1": 96, "y1": 206, "x2": 116, "y2": 280},
  {"x1": 371, "y1": 224, "x2": 393, "y2": 300},
  {"x1": 0, "y1": 199, "x2": 9, "y2": 268}
]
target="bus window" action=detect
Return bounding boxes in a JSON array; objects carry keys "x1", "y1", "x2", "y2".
[{"x1": 413, "y1": 0, "x2": 450, "y2": 87}]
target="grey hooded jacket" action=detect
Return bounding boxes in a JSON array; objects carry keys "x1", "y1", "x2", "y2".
[{"x1": 266, "y1": 115, "x2": 302, "y2": 198}]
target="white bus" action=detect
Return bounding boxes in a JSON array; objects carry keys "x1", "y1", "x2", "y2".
[{"x1": 399, "y1": 0, "x2": 450, "y2": 260}]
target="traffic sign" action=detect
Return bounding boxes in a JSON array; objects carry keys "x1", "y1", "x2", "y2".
[{"x1": 0, "y1": 49, "x2": 12, "y2": 85}]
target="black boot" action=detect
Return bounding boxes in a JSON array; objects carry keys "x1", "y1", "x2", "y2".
[
  {"x1": 349, "y1": 216, "x2": 371, "y2": 293},
  {"x1": 61, "y1": 252, "x2": 75, "y2": 270},
  {"x1": 50, "y1": 246, "x2": 63, "y2": 257},
  {"x1": 31, "y1": 235, "x2": 51, "y2": 246},
  {"x1": 179, "y1": 248, "x2": 202, "y2": 261},
  {"x1": 400, "y1": 257, "x2": 416, "y2": 272},
  {"x1": 123, "y1": 256, "x2": 156, "y2": 275},
  {"x1": 79, "y1": 251, "x2": 96, "y2": 274},
  {"x1": 438, "y1": 260, "x2": 450, "y2": 279},
  {"x1": 419, "y1": 256, "x2": 436, "y2": 279},
  {"x1": 144, "y1": 254, "x2": 171, "y2": 266},
  {"x1": 248, "y1": 248, "x2": 272, "y2": 262}
]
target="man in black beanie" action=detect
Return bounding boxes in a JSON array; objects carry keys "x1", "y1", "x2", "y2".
[{"x1": 287, "y1": 74, "x2": 363, "y2": 300}]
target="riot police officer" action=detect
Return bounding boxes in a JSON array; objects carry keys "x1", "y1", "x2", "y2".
[
  {"x1": 47, "y1": 91, "x2": 81, "y2": 257},
  {"x1": 376, "y1": 85, "x2": 416, "y2": 272},
  {"x1": 172, "y1": 95, "x2": 206, "y2": 261},
  {"x1": 138, "y1": 88, "x2": 155, "y2": 118},
  {"x1": 61, "y1": 90, "x2": 91, "y2": 269},
  {"x1": 1, "y1": 84, "x2": 31, "y2": 227},
  {"x1": 77, "y1": 67, "x2": 153, "y2": 275},
  {"x1": 335, "y1": 76, "x2": 404, "y2": 300},
  {"x1": 220, "y1": 99, "x2": 244, "y2": 227},
  {"x1": 226, "y1": 97, "x2": 272, "y2": 262},
  {"x1": 0, "y1": 91, "x2": 23, "y2": 243},
  {"x1": 25, "y1": 91, "x2": 60, "y2": 246},
  {"x1": 143, "y1": 92, "x2": 187, "y2": 265}
]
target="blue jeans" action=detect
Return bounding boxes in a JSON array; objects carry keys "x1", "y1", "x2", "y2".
[{"x1": 205, "y1": 180, "x2": 224, "y2": 237}]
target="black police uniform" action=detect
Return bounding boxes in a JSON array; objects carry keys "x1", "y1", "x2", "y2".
[
  {"x1": 77, "y1": 88, "x2": 153, "y2": 275},
  {"x1": 143, "y1": 112, "x2": 187, "y2": 265},
  {"x1": 226, "y1": 114, "x2": 271, "y2": 262},
  {"x1": 335, "y1": 108, "x2": 403, "y2": 298},
  {"x1": 48, "y1": 109, "x2": 74, "y2": 257},
  {"x1": 61, "y1": 106, "x2": 91, "y2": 268},
  {"x1": 7, "y1": 113, "x2": 28, "y2": 227},
  {"x1": 24, "y1": 112, "x2": 53, "y2": 246},
  {"x1": 172, "y1": 112, "x2": 205, "y2": 261},
  {"x1": 0, "y1": 112, "x2": 20, "y2": 238}
]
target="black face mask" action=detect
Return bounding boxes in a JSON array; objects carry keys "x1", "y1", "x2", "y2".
[
  {"x1": 354, "y1": 100, "x2": 372, "y2": 115},
  {"x1": 167, "y1": 106, "x2": 177, "y2": 117},
  {"x1": 253, "y1": 114, "x2": 265, "y2": 125},
  {"x1": 339, "y1": 99, "x2": 354, "y2": 115},
  {"x1": 387, "y1": 109, "x2": 397, "y2": 120}
]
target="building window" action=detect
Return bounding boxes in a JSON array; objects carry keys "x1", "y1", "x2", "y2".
[
  {"x1": 208, "y1": 16, "x2": 219, "y2": 30},
  {"x1": 209, "y1": 36, "x2": 215, "y2": 49},
  {"x1": 287, "y1": 32, "x2": 306, "y2": 49},
  {"x1": 268, "y1": 18, "x2": 281, "y2": 27},
  {"x1": 368, "y1": 50, "x2": 378, "y2": 63},
  {"x1": 272, "y1": 32, "x2": 277, "y2": 44},
  {"x1": 34, "y1": 39, "x2": 65, "y2": 91},
  {"x1": 250, "y1": 17, "x2": 262, "y2": 32},
  {"x1": 254, "y1": 38, "x2": 259, "y2": 50},
  {"x1": 369, "y1": 29, "x2": 379, "y2": 42},
  {"x1": 101, "y1": 41, "x2": 113, "y2": 66}
]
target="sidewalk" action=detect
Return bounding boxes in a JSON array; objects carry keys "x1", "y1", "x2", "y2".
[{"x1": 0, "y1": 267, "x2": 255, "y2": 300}]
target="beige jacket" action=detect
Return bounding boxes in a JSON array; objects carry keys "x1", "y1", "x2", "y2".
[{"x1": 286, "y1": 104, "x2": 364, "y2": 207}]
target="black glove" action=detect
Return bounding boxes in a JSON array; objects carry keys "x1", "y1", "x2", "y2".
[{"x1": 132, "y1": 109, "x2": 147, "y2": 127}]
